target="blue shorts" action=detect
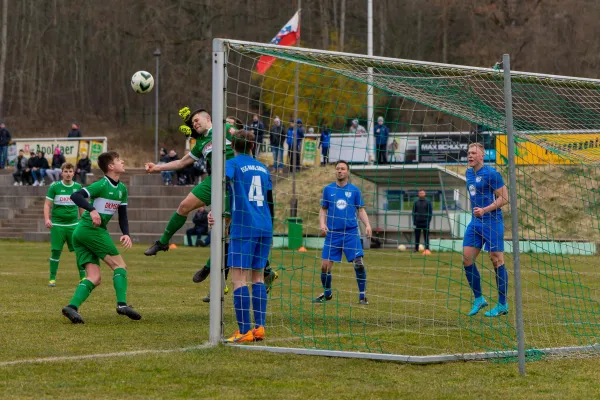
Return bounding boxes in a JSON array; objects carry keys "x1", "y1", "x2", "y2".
[
  {"x1": 227, "y1": 236, "x2": 272, "y2": 270},
  {"x1": 463, "y1": 218, "x2": 504, "y2": 252},
  {"x1": 322, "y1": 229, "x2": 364, "y2": 263}
]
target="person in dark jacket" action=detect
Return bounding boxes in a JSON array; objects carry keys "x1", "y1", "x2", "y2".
[
  {"x1": 32, "y1": 151, "x2": 49, "y2": 186},
  {"x1": 374, "y1": 116, "x2": 389, "y2": 165},
  {"x1": 12, "y1": 150, "x2": 28, "y2": 185},
  {"x1": 76, "y1": 151, "x2": 92, "y2": 184},
  {"x1": 67, "y1": 123, "x2": 82, "y2": 138},
  {"x1": 186, "y1": 207, "x2": 210, "y2": 247},
  {"x1": 319, "y1": 125, "x2": 331, "y2": 166},
  {"x1": 249, "y1": 114, "x2": 266, "y2": 157},
  {"x1": 412, "y1": 190, "x2": 433, "y2": 254},
  {"x1": 269, "y1": 117, "x2": 286, "y2": 173},
  {"x1": 25, "y1": 151, "x2": 36, "y2": 185},
  {"x1": 0, "y1": 121, "x2": 11, "y2": 169},
  {"x1": 286, "y1": 119, "x2": 305, "y2": 172},
  {"x1": 47, "y1": 147, "x2": 66, "y2": 182}
]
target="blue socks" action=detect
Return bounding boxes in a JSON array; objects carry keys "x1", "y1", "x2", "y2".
[
  {"x1": 354, "y1": 267, "x2": 367, "y2": 300},
  {"x1": 495, "y1": 264, "x2": 508, "y2": 305},
  {"x1": 252, "y1": 283, "x2": 267, "y2": 328},
  {"x1": 233, "y1": 286, "x2": 251, "y2": 334},
  {"x1": 464, "y1": 264, "x2": 482, "y2": 299},
  {"x1": 321, "y1": 272, "x2": 332, "y2": 297}
]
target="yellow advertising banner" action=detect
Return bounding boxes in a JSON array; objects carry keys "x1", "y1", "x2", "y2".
[
  {"x1": 496, "y1": 134, "x2": 600, "y2": 165},
  {"x1": 19, "y1": 140, "x2": 79, "y2": 165}
]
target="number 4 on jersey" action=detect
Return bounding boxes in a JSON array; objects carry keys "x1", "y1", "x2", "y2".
[{"x1": 248, "y1": 175, "x2": 264, "y2": 206}]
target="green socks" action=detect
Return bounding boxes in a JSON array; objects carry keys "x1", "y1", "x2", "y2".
[
  {"x1": 113, "y1": 268, "x2": 128, "y2": 304},
  {"x1": 68, "y1": 279, "x2": 96, "y2": 308},
  {"x1": 159, "y1": 212, "x2": 188, "y2": 245},
  {"x1": 49, "y1": 250, "x2": 61, "y2": 281},
  {"x1": 78, "y1": 267, "x2": 86, "y2": 281}
]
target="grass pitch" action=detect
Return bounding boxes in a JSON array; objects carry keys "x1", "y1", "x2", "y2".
[{"x1": 1, "y1": 241, "x2": 599, "y2": 399}]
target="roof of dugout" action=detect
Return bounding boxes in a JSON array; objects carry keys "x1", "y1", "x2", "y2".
[{"x1": 350, "y1": 164, "x2": 467, "y2": 187}]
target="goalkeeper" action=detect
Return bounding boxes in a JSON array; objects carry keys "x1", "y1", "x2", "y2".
[{"x1": 143, "y1": 107, "x2": 278, "y2": 291}]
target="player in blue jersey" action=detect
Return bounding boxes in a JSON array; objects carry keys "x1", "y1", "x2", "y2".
[
  {"x1": 463, "y1": 143, "x2": 510, "y2": 317},
  {"x1": 315, "y1": 160, "x2": 372, "y2": 305},
  {"x1": 223, "y1": 130, "x2": 274, "y2": 343}
]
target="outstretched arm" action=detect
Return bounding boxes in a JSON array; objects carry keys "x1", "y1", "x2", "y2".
[
  {"x1": 146, "y1": 152, "x2": 194, "y2": 173},
  {"x1": 118, "y1": 205, "x2": 132, "y2": 249}
]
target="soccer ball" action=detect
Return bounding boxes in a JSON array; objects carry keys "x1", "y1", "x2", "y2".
[
  {"x1": 131, "y1": 71, "x2": 154, "y2": 94},
  {"x1": 418, "y1": 244, "x2": 425, "y2": 252},
  {"x1": 397, "y1": 244, "x2": 406, "y2": 252}
]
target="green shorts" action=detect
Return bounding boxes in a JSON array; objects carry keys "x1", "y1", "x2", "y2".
[
  {"x1": 50, "y1": 224, "x2": 76, "y2": 252},
  {"x1": 190, "y1": 175, "x2": 230, "y2": 215},
  {"x1": 72, "y1": 224, "x2": 120, "y2": 269}
]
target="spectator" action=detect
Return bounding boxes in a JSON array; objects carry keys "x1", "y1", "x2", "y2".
[
  {"x1": 47, "y1": 148, "x2": 66, "y2": 182},
  {"x1": 269, "y1": 117, "x2": 286, "y2": 173},
  {"x1": 374, "y1": 116, "x2": 390, "y2": 165},
  {"x1": 249, "y1": 114, "x2": 266, "y2": 157},
  {"x1": 75, "y1": 151, "x2": 92, "y2": 184},
  {"x1": 0, "y1": 121, "x2": 11, "y2": 169},
  {"x1": 157, "y1": 149, "x2": 171, "y2": 185},
  {"x1": 319, "y1": 125, "x2": 331, "y2": 166},
  {"x1": 349, "y1": 119, "x2": 367, "y2": 136},
  {"x1": 12, "y1": 150, "x2": 28, "y2": 186},
  {"x1": 25, "y1": 151, "x2": 37, "y2": 185},
  {"x1": 412, "y1": 190, "x2": 432, "y2": 254},
  {"x1": 286, "y1": 119, "x2": 305, "y2": 172},
  {"x1": 388, "y1": 139, "x2": 399, "y2": 163},
  {"x1": 186, "y1": 206, "x2": 210, "y2": 247},
  {"x1": 32, "y1": 151, "x2": 49, "y2": 186},
  {"x1": 67, "y1": 122, "x2": 82, "y2": 138}
]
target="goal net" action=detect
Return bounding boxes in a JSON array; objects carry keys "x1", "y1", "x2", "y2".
[{"x1": 210, "y1": 39, "x2": 600, "y2": 362}]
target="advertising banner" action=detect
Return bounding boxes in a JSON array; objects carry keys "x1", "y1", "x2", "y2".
[
  {"x1": 89, "y1": 141, "x2": 104, "y2": 168},
  {"x1": 17, "y1": 140, "x2": 79, "y2": 165},
  {"x1": 302, "y1": 139, "x2": 317, "y2": 166},
  {"x1": 496, "y1": 134, "x2": 600, "y2": 165},
  {"x1": 419, "y1": 134, "x2": 495, "y2": 163}
]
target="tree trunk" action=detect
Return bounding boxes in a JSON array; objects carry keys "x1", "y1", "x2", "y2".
[
  {"x1": 319, "y1": 0, "x2": 329, "y2": 49},
  {"x1": 379, "y1": 0, "x2": 385, "y2": 55},
  {"x1": 340, "y1": 0, "x2": 345, "y2": 52},
  {"x1": 0, "y1": 0, "x2": 8, "y2": 116}
]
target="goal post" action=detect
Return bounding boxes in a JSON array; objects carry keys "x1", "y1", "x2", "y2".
[{"x1": 210, "y1": 38, "x2": 600, "y2": 365}]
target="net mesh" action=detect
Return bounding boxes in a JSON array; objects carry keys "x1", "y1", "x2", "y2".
[{"x1": 217, "y1": 40, "x2": 600, "y2": 359}]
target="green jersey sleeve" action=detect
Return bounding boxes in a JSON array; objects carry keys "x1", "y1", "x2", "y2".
[
  {"x1": 84, "y1": 178, "x2": 107, "y2": 200},
  {"x1": 45, "y1": 183, "x2": 56, "y2": 201}
]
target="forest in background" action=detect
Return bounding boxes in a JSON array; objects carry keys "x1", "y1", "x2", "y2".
[{"x1": 0, "y1": 0, "x2": 598, "y2": 137}]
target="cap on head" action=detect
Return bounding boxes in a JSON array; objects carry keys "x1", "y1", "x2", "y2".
[{"x1": 296, "y1": 119, "x2": 303, "y2": 124}]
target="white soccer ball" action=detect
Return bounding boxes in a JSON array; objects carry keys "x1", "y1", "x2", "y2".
[
  {"x1": 397, "y1": 244, "x2": 406, "y2": 252},
  {"x1": 131, "y1": 71, "x2": 154, "y2": 94},
  {"x1": 418, "y1": 244, "x2": 425, "y2": 252}
]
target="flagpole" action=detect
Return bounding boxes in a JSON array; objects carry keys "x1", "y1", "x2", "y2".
[
  {"x1": 291, "y1": 1, "x2": 301, "y2": 218},
  {"x1": 367, "y1": 0, "x2": 375, "y2": 164}
]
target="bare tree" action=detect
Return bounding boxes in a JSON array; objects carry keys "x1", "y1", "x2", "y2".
[
  {"x1": 0, "y1": 0, "x2": 7, "y2": 116},
  {"x1": 340, "y1": 0, "x2": 345, "y2": 51}
]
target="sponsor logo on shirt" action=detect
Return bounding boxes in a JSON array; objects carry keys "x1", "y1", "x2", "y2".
[
  {"x1": 336, "y1": 199, "x2": 348, "y2": 210},
  {"x1": 54, "y1": 195, "x2": 76, "y2": 206},
  {"x1": 93, "y1": 198, "x2": 122, "y2": 215},
  {"x1": 469, "y1": 184, "x2": 476, "y2": 197}
]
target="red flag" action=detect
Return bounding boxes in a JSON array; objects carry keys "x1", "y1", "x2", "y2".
[{"x1": 256, "y1": 11, "x2": 300, "y2": 74}]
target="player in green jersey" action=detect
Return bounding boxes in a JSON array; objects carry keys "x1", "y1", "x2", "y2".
[
  {"x1": 43, "y1": 162, "x2": 84, "y2": 286},
  {"x1": 61, "y1": 151, "x2": 141, "y2": 324},
  {"x1": 143, "y1": 107, "x2": 278, "y2": 295}
]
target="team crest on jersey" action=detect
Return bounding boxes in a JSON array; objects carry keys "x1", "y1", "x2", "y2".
[
  {"x1": 469, "y1": 184, "x2": 476, "y2": 196},
  {"x1": 336, "y1": 199, "x2": 348, "y2": 210},
  {"x1": 345, "y1": 191, "x2": 352, "y2": 198},
  {"x1": 476, "y1": 176, "x2": 482, "y2": 183}
]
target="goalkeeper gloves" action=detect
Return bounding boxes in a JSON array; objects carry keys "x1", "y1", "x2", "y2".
[
  {"x1": 179, "y1": 106, "x2": 191, "y2": 123},
  {"x1": 179, "y1": 125, "x2": 192, "y2": 137}
]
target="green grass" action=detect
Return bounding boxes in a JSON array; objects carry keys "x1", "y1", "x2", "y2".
[{"x1": 1, "y1": 241, "x2": 600, "y2": 399}]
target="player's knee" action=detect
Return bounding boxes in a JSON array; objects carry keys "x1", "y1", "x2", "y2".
[
  {"x1": 490, "y1": 254, "x2": 503, "y2": 268},
  {"x1": 353, "y1": 257, "x2": 365, "y2": 274},
  {"x1": 462, "y1": 255, "x2": 473, "y2": 266}
]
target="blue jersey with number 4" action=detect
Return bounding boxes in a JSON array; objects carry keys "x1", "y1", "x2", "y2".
[
  {"x1": 321, "y1": 182, "x2": 364, "y2": 231},
  {"x1": 226, "y1": 154, "x2": 273, "y2": 239},
  {"x1": 466, "y1": 165, "x2": 504, "y2": 221}
]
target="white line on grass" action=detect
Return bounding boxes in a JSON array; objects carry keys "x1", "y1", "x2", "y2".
[{"x1": 0, "y1": 343, "x2": 213, "y2": 367}]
